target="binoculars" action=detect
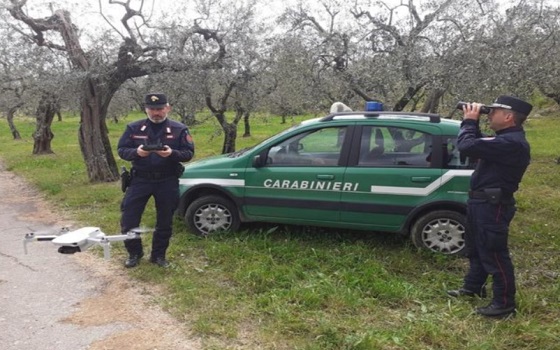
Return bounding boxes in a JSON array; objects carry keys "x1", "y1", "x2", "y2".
[{"x1": 456, "y1": 102, "x2": 491, "y2": 114}]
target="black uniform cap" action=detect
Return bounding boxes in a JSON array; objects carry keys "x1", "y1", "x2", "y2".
[
  {"x1": 488, "y1": 95, "x2": 532, "y2": 116},
  {"x1": 144, "y1": 93, "x2": 168, "y2": 108}
]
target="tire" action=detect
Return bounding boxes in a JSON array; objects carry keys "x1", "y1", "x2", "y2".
[
  {"x1": 410, "y1": 210, "x2": 466, "y2": 255},
  {"x1": 184, "y1": 195, "x2": 240, "y2": 236}
]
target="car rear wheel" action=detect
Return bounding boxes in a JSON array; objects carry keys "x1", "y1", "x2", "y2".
[
  {"x1": 185, "y1": 195, "x2": 240, "y2": 236},
  {"x1": 411, "y1": 210, "x2": 466, "y2": 255}
]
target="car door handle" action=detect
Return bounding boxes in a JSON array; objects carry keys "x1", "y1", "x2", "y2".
[
  {"x1": 411, "y1": 177, "x2": 432, "y2": 183},
  {"x1": 316, "y1": 174, "x2": 335, "y2": 180}
]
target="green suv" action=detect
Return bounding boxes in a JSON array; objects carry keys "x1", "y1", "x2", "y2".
[{"x1": 177, "y1": 109, "x2": 475, "y2": 255}]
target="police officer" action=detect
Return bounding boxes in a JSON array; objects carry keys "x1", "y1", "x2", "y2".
[
  {"x1": 118, "y1": 93, "x2": 195, "y2": 268},
  {"x1": 447, "y1": 95, "x2": 532, "y2": 318}
]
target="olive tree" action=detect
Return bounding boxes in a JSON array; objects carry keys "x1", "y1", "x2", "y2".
[
  {"x1": 514, "y1": 1, "x2": 560, "y2": 105},
  {"x1": 0, "y1": 52, "x2": 25, "y2": 139},
  {"x1": 263, "y1": 35, "x2": 326, "y2": 119},
  {"x1": 178, "y1": 0, "x2": 270, "y2": 153},
  {"x1": 0, "y1": 15, "x2": 69, "y2": 147},
  {"x1": 5, "y1": 0, "x2": 226, "y2": 181},
  {"x1": 277, "y1": 0, "x2": 370, "y2": 109}
]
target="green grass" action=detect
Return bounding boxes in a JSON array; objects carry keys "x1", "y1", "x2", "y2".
[{"x1": 1, "y1": 111, "x2": 559, "y2": 349}]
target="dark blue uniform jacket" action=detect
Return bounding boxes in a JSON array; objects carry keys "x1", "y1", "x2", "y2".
[
  {"x1": 457, "y1": 119, "x2": 530, "y2": 196},
  {"x1": 117, "y1": 118, "x2": 195, "y2": 174}
]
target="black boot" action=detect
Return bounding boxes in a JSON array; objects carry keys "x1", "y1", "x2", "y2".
[
  {"x1": 447, "y1": 287, "x2": 487, "y2": 298},
  {"x1": 476, "y1": 303, "x2": 516, "y2": 318},
  {"x1": 124, "y1": 252, "x2": 144, "y2": 268},
  {"x1": 150, "y1": 256, "x2": 170, "y2": 268}
]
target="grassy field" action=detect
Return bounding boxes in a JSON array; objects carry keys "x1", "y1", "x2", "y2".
[{"x1": 1, "y1": 110, "x2": 559, "y2": 349}]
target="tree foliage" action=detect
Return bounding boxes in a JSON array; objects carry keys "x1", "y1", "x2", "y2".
[{"x1": 1, "y1": 0, "x2": 559, "y2": 170}]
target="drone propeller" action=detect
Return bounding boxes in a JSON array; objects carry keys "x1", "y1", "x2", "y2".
[
  {"x1": 128, "y1": 227, "x2": 154, "y2": 234},
  {"x1": 26, "y1": 227, "x2": 71, "y2": 236},
  {"x1": 23, "y1": 227, "x2": 71, "y2": 254}
]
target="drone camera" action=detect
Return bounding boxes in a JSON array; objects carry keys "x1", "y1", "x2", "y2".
[{"x1": 58, "y1": 246, "x2": 81, "y2": 254}]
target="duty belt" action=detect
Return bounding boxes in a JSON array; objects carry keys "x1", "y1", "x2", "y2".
[
  {"x1": 133, "y1": 169, "x2": 174, "y2": 180},
  {"x1": 468, "y1": 190, "x2": 490, "y2": 200},
  {"x1": 468, "y1": 189, "x2": 514, "y2": 204}
]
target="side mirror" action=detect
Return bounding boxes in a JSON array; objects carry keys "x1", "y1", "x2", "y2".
[{"x1": 253, "y1": 154, "x2": 266, "y2": 168}]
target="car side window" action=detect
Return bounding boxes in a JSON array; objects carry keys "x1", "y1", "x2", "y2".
[
  {"x1": 358, "y1": 126, "x2": 431, "y2": 167},
  {"x1": 268, "y1": 127, "x2": 346, "y2": 166}
]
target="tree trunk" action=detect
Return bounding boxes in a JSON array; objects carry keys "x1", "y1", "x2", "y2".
[
  {"x1": 181, "y1": 113, "x2": 196, "y2": 126},
  {"x1": 78, "y1": 77, "x2": 119, "y2": 182},
  {"x1": 393, "y1": 83, "x2": 425, "y2": 111},
  {"x1": 7, "y1": 106, "x2": 22, "y2": 140},
  {"x1": 420, "y1": 88, "x2": 445, "y2": 113},
  {"x1": 221, "y1": 121, "x2": 238, "y2": 154},
  {"x1": 33, "y1": 92, "x2": 57, "y2": 154},
  {"x1": 242, "y1": 111, "x2": 251, "y2": 137},
  {"x1": 215, "y1": 106, "x2": 244, "y2": 154},
  {"x1": 207, "y1": 92, "x2": 245, "y2": 154},
  {"x1": 543, "y1": 92, "x2": 560, "y2": 106}
]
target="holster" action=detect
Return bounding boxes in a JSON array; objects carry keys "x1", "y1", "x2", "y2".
[
  {"x1": 483, "y1": 188, "x2": 502, "y2": 205},
  {"x1": 120, "y1": 166, "x2": 131, "y2": 192},
  {"x1": 469, "y1": 188, "x2": 504, "y2": 204},
  {"x1": 175, "y1": 163, "x2": 185, "y2": 178}
]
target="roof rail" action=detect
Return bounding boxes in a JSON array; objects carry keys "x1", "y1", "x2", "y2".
[{"x1": 320, "y1": 111, "x2": 441, "y2": 123}]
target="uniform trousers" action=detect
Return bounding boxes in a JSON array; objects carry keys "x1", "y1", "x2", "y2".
[
  {"x1": 463, "y1": 199, "x2": 517, "y2": 308},
  {"x1": 121, "y1": 176, "x2": 179, "y2": 258}
]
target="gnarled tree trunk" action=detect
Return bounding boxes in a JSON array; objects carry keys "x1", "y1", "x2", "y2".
[
  {"x1": 7, "y1": 104, "x2": 22, "y2": 140},
  {"x1": 78, "y1": 77, "x2": 119, "y2": 181},
  {"x1": 242, "y1": 111, "x2": 251, "y2": 137},
  {"x1": 221, "y1": 121, "x2": 238, "y2": 154},
  {"x1": 420, "y1": 88, "x2": 445, "y2": 113},
  {"x1": 33, "y1": 92, "x2": 57, "y2": 154}
]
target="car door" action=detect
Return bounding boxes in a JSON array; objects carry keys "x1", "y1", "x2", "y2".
[
  {"x1": 340, "y1": 123, "x2": 444, "y2": 231},
  {"x1": 243, "y1": 125, "x2": 350, "y2": 224}
]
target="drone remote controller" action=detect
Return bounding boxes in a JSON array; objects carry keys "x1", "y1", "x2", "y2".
[{"x1": 142, "y1": 144, "x2": 165, "y2": 151}]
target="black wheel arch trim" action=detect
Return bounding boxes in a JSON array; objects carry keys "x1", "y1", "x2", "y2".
[
  {"x1": 178, "y1": 184, "x2": 244, "y2": 219},
  {"x1": 401, "y1": 200, "x2": 467, "y2": 235}
]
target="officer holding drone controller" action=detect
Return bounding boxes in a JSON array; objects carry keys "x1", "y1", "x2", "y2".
[
  {"x1": 447, "y1": 95, "x2": 532, "y2": 319},
  {"x1": 117, "y1": 93, "x2": 194, "y2": 268}
]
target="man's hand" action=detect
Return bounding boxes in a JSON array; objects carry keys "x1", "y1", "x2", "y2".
[
  {"x1": 154, "y1": 145, "x2": 172, "y2": 158},
  {"x1": 462, "y1": 102, "x2": 483, "y2": 121},
  {"x1": 137, "y1": 145, "x2": 172, "y2": 158},
  {"x1": 137, "y1": 145, "x2": 151, "y2": 157}
]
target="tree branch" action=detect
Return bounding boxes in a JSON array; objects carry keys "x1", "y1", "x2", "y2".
[{"x1": 8, "y1": 1, "x2": 88, "y2": 69}]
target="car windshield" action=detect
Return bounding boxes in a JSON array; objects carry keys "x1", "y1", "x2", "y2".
[
  {"x1": 227, "y1": 147, "x2": 253, "y2": 158},
  {"x1": 225, "y1": 120, "x2": 318, "y2": 158}
]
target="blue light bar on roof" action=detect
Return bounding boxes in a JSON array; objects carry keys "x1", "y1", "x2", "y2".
[{"x1": 365, "y1": 101, "x2": 383, "y2": 111}]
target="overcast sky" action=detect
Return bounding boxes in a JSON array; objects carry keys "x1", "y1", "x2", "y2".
[{"x1": 15, "y1": 0, "x2": 560, "y2": 37}]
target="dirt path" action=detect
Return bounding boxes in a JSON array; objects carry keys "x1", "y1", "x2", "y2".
[{"x1": 0, "y1": 161, "x2": 201, "y2": 350}]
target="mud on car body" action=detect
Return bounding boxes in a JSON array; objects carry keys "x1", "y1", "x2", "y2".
[{"x1": 177, "y1": 108, "x2": 475, "y2": 255}]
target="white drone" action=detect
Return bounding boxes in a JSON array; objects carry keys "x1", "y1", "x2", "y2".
[{"x1": 23, "y1": 226, "x2": 153, "y2": 259}]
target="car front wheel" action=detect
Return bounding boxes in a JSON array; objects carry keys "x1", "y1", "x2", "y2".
[
  {"x1": 185, "y1": 195, "x2": 240, "y2": 236},
  {"x1": 410, "y1": 210, "x2": 466, "y2": 255}
]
